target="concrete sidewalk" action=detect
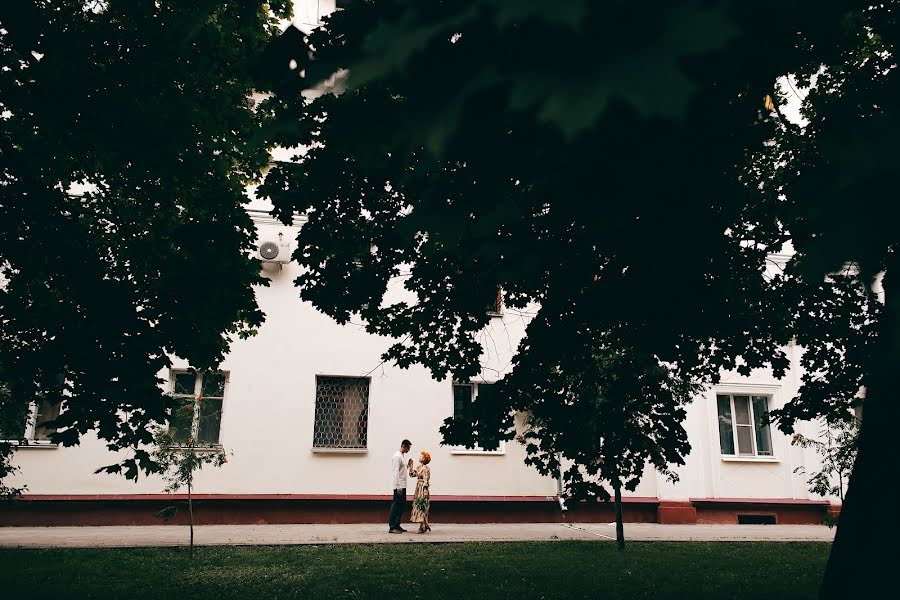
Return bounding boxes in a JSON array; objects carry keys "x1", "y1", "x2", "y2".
[{"x1": 0, "y1": 523, "x2": 835, "y2": 548}]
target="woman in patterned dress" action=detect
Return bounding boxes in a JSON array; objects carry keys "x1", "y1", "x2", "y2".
[{"x1": 409, "y1": 451, "x2": 432, "y2": 533}]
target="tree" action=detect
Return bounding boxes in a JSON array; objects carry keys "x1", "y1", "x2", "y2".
[
  {"x1": 758, "y1": 3, "x2": 900, "y2": 593},
  {"x1": 260, "y1": 0, "x2": 824, "y2": 527},
  {"x1": 0, "y1": 1, "x2": 289, "y2": 487},
  {"x1": 153, "y1": 422, "x2": 228, "y2": 559},
  {"x1": 260, "y1": 0, "x2": 891, "y2": 586},
  {"x1": 0, "y1": 369, "x2": 28, "y2": 499},
  {"x1": 497, "y1": 324, "x2": 700, "y2": 550},
  {"x1": 769, "y1": 271, "x2": 874, "y2": 534},
  {"x1": 792, "y1": 418, "x2": 860, "y2": 518}
]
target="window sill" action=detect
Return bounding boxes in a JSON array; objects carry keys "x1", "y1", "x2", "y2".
[
  {"x1": 451, "y1": 448, "x2": 506, "y2": 456},
  {"x1": 721, "y1": 456, "x2": 780, "y2": 463},
  {"x1": 2, "y1": 441, "x2": 59, "y2": 449},
  {"x1": 173, "y1": 445, "x2": 223, "y2": 453},
  {"x1": 311, "y1": 447, "x2": 368, "y2": 454}
]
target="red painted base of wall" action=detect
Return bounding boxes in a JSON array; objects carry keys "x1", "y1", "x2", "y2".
[
  {"x1": 690, "y1": 498, "x2": 831, "y2": 525},
  {"x1": 0, "y1": 495, "x2": 660, "y2": 526},
  {"x1": 0, "y1": 495, "x2": 831, "y2": 527},
  {"x1": 657, "y1": 501, "x2": 698, "y2": 524}
]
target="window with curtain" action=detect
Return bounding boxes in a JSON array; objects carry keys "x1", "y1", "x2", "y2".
[{"x1": 716, "y1": 394, "x2": 773, "y2": 457}]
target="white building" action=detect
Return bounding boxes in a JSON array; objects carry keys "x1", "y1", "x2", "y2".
[
  {"x1": 0, "y1": 211, "x2": 838, "y2": 526},
  {"x1": 0, "y1": 1, "x2": 839, "y2": 527}
]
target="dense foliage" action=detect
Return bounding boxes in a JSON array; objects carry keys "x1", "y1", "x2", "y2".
[
  {"x1": 261, "y1": 0, "x2": 895, "y2": 588},
  {"x1": 0, "y1": 0, "x2": 289, "y2": 488},
  {"x1": 260, "y1": 0, "x2": 846, "y2": 504},
  {"x1": 0, "y1": 0, "x2": 896, "y2": 593}
]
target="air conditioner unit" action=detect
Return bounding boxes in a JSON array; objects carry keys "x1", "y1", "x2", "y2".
[{"x1": 256, "y1": 239, "x2": 292, "y2": 264}]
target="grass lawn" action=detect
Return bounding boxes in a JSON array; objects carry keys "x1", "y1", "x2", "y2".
[{"x1": 1, "y1": 541, "x2": 830, "y2": 599}]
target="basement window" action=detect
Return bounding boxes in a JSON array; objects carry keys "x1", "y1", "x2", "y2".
[{"x1": 737, "y1": 514, "x2": 777, "y2": 525}]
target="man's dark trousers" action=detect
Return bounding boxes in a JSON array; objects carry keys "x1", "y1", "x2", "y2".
[{"x1": 389, "y1": 488, "x2": 406, "y2": 529}]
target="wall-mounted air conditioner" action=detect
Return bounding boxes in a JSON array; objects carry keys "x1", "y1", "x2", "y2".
[{"x1": 256, "y1": 238, "x2": 292, "y2": 264}]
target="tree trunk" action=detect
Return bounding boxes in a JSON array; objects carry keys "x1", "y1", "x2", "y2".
[
  {"x1": 614, "y1": 483, "x2": 625, "y2": 551},
  {"x1": 188, "y1": 476, "x2": 194, "y2": 560},
  {"x1": 820, "y1": 257, "x2": 900, "y2": 598}
]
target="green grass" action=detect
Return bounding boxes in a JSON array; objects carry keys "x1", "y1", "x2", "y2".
[{"x1": 0, "y1": 541, "x2": 830, "y2": 599}]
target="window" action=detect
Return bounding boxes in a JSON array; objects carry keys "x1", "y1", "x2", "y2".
[
  {"x1": 169, "y1": 370, "x2": 226, "y2": 446},
  {"x1": 716, "y1": 394, "x2": 773, "y2": 457},
  {"x1": 738, "y1": 514, "x2": 776, "y2": 525},
  {"x1": 451, "y1": 382, "x2": 504, "y2": 454},
  {"x1": 0, "y1": 399, "x2": 61, "y2": 444},
  {"x1": 486, "y1": 286, "x2": 503, "y2": 316},
  {"x1": 30, "y1": 399, "x2": 60, "y2": 442},
  {"x1": 313, "y1": 376, "x2": 370, "y2": 450}
]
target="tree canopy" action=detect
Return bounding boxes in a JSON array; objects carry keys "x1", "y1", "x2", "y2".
[
  {"x1": 260, "y1": 0, "x2": 829, "y2": 493},
  {"x1": 261, "y1": 0, "x2": 896, "y2": 591},
  {"x1": 0, "y1": 0, "x2": 897, "y2": 594},
  {"x1": 757, "y1": 2, "x2": 900, "y2": 593},
  {"x1": 0, "y1": 0, "x2": 289, "y2": 484}
]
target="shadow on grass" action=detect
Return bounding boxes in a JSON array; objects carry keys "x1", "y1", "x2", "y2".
[{"x1": 0, "y1": 541, "x2": 830, "y2": 599}]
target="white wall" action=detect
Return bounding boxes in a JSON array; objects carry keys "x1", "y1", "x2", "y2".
[
  {"x1": 6, "y1": 215, "x2": 833, "y2": 504},
  {"x1": 2, "y1": 0, "x2": 840, "y2": 507},
  {"x1": 6, "y1": 218, "x2": 554, "y2": 498}
]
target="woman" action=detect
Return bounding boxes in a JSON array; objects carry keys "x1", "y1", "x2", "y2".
[{"x1": 409, "y1": 450, "x2": 432, "y2": 533}]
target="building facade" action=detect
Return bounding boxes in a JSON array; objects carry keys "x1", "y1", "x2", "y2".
[
  {"x1": 0, "y1": 211, "x2": 839, "y2": 526},
  {"x1": 0, "y1": 1, "x2": 840, "y2": 527}
]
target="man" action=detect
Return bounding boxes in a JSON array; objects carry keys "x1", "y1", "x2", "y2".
[{"x1": 388, "y1": 439, "x2": 413, "y2": 533}]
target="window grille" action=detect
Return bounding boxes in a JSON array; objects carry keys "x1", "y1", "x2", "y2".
[{"x1": 313, "y1": 376, "x2": 370, "y2": 449}]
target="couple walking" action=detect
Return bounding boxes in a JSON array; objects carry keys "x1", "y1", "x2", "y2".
[{"x1": 388, "y1": 439, "x2": 432, "y2": 534}]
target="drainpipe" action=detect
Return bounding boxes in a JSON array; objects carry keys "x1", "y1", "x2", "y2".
[{"x1": 556, "y1": 456, "x2": 568, "y2": 511}]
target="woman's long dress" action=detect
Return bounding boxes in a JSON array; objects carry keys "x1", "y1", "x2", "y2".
[{"x1": 410, "y1": 464, "x2": 431, "y2": 523}]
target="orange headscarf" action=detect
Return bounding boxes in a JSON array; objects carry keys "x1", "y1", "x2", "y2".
[{"x1": 420, "y1": 451, "x2": 431, "y2": 464}]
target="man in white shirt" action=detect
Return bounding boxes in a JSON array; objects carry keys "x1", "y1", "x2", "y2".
[{"x1": 388, "y1": 439, "x2": 413, "y2": 533}]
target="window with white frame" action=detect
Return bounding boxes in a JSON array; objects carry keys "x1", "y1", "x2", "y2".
[
  {"x1": 452, "y1": 382, "x2": 504, "y2": 453},
  {"x1": 313, "y1": 376, "x2": 370, "y2": 449},
  {"x1": 0, "y1": 398, "x2": 61, "y2": 444},
  {"x1": 716, "y1": 394, "x2": 773, "y2": 457},
  {"x1": 299, "y1": 1, "x2": 351, "y2": 25},
  {"x1": 30, "y1": 399, "x2": 60, "y2": 442},
  {"x1": 169, "y1": 370, "x2": 226, "y2": 446}
]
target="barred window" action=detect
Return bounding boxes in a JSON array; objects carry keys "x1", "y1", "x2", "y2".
[
  {"x1": 313, "y1": 376, "x2": 370, "y2": 449},
  {"x1": 169, "y1": 370, "x2": 226, "y2": 447}
]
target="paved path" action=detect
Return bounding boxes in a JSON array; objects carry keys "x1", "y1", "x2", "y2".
[{"x1": 0, "y1": 523, "x2": 835, "y2": 548}]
